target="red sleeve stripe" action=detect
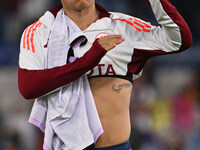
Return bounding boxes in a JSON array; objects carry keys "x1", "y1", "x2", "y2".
[
  {"x1": 23, "y1": 28, "x2": 29, "y2": 49},
  {"x1": 130, "y1": 18, "x2": 151, "y2": 32},
  {"x1": 26, "y1": 21, "x2": 39, "y2": 50},
  {"x1": 23, "y1": 21, "x2": 42, "y2": 53},
  {"x1": 113, "y1": 18, "x2": 151, "y2": 32},
  {"x1": 133, "y1": 18, "x2": 152, "y2": 28},
  {"x1": 30, "y1": 22, "x2": 42, "y2": 53},
  {"x1": 113, "y1": 18, "x2": 142, "y2": 32}
]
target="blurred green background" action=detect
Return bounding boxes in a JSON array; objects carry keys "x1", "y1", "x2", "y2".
[{"x1": 0, "y1": 0, "x2": 199, "y2": 150}]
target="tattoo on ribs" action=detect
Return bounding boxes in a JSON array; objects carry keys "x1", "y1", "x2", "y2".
[{"x1": 112, "y1": 82, "x2": 132, "y2": 93}]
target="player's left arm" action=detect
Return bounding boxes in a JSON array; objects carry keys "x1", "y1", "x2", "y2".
[
  {"x1": 126, "y1": 0, "x2": 192, "y2": 56},
  {"x1": 146, "y1": 0, "x2": 192, "y2": 53}
]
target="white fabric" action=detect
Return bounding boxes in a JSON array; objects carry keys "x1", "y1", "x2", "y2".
[
  {"x1": 28, "y1": 9, "x2": 103, "y2": 150},
  {"x1": 20, "y1": 0, "x2": 182, "y2": 81}
]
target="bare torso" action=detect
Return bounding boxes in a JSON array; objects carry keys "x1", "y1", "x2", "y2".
[{"x1": 89, "y1": 77, "x2": 132, "y2": 148}]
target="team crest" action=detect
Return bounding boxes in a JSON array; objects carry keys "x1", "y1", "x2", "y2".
[{"x1": 95, "y1": 32, "x2": 109, "y2": 39}]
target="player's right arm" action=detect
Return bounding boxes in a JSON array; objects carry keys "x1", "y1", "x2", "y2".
[{"x1": 18, "y1": 23, "x2": 124, "y2": 100}]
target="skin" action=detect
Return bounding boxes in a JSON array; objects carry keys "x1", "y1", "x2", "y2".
[
  {"x1": 61, "y1": 0, "x2": 131, "y2": 148},
  {"x1": 89, "y1": 77, "x2": 132, "y2": 148},
  {"x1": 61, "y1": 0, "x2": 99, "y2": 31}
]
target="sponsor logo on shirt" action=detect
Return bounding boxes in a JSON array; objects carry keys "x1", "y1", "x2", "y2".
[{"x1": 87, "y1": 64, "x2": 116, "y2": 76}]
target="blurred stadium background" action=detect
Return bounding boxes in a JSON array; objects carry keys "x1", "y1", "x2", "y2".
[{"x1": 0, "y1": 0, "x2": 199, "y2": 150}]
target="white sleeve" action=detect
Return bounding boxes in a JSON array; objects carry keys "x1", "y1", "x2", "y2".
[
  {"x1": 19, "y1": 20, "x2": 46, "y2": 70},
  {"x1": 122, "y1": 0, "x2": 192, "y2": 54}
]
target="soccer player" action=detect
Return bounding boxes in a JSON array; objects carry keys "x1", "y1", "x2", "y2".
[{"x1": 18, "y1": 0, "x2": 192, "y2": 149}]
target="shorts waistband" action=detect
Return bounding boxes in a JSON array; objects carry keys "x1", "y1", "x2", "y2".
[{"x1": 95, "y1": 141, "x2": 131, "y2": 150}]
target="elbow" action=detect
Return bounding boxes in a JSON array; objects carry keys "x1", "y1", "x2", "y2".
[
  {"x1": 18, "y1": 83, "x2": 35, "y2": 100},
  {"x1": 179, "y1": 27, "x2": 193, "y2": 51},
  {"x1": 181, "y1": 33, "x2": 193, "y2": 50},
  {"x1": 19, "y1": 91, "x2": 33, "y2": 100}
]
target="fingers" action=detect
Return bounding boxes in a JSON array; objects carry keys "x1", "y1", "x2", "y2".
[{"x1": 97, "y1": 34, "x2": 125, "y2": 51}]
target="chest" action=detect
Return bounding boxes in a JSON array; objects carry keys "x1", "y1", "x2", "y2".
[{"x1": 73, "y1": 29, "x2": 134, "y2": 76}]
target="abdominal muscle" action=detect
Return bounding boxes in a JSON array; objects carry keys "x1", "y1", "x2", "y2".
[{"x1": 89, "y1": 77, "x2": 133, "y2": 148}]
